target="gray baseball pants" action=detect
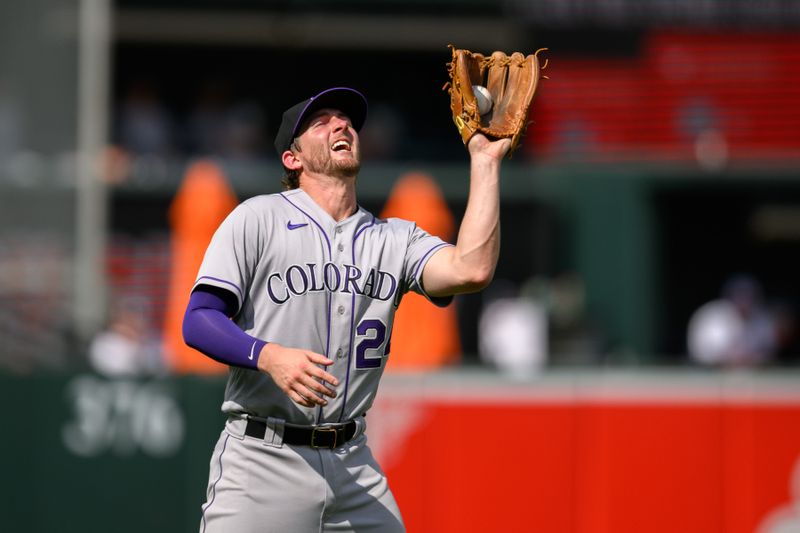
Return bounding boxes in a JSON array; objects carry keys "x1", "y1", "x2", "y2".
[{"x1": 199, "y1": 416, "x2": 405, "y2": 533}]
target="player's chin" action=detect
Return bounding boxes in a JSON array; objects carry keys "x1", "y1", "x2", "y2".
[{"x1": 333, "y1": 156, "x2": 361, "y2": 176}]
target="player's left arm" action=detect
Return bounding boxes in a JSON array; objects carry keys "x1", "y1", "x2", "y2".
[{"x1": 422, "y1": 133, "x2": 511, "y2": 297}]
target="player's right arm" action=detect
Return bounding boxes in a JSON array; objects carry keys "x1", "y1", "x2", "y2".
[
  {"x1": 421, "y1": 133, "x2": 510, "y2": 297},
  {"x1": 182, "y1": 285, "x2": 338, "y2": 407}
]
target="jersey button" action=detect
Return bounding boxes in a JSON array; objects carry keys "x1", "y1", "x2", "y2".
[
  {"x1": 336, "y1": 227, "x2": 343, "y2": 234},
  {"x1": 337, "y1": 243, "x2": 344, "y2": 252},
  {"x1": 336, "y1": 348, "x2": 344, "y2": 358},
  {"x1": 337, "y1": 305, "x2": 345, "y2": 315}
]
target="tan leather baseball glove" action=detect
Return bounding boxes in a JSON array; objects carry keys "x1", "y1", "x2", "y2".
[{"x1": 444, "y1": 45, "x2": 548, "y2": 157}]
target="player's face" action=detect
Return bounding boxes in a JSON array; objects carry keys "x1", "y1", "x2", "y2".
[{"x1": 295, "y1": 109, "x2": 361, "y2": 178}]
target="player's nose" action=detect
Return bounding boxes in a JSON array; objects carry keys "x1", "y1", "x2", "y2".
[{"x1": 330, "y1": 114, "x2": 351, "y2": 132}]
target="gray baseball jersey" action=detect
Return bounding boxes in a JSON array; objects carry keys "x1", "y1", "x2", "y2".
[{"x1": 193, "y1": 187, "x2": 451, "y2": 424}]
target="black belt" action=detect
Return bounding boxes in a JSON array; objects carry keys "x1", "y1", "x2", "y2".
[{"x1": 244, "y1": 418, "x2": 358, "y2": 449}]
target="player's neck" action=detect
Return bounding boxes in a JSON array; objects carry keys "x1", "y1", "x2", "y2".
[{"x1": 299, "y1": 173, "x2": 358, "y2": 222}]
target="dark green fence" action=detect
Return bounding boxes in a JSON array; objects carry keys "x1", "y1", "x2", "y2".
[{"x1": 0, "y1": 373, "x2": 227, "y2": 533}]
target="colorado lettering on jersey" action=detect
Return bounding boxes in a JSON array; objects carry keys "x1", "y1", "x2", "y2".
[{"x1": 266, "y1": 262, "x2": 398, "y2": 305}]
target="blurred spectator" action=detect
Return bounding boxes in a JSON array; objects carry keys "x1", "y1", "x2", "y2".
[
  {"x1": 185, "y1": 80, "x2": 232, "y2": 157},
  {"x1": 478, "y1": 279, "x2": 547, "y2": 378},
  {"x1": 380, "y1": 171, "x2": 461, "y2": 371},
  {"x1": 116, "y1": 79, "x2": 175, "y2": 157},
  {"x1": 538, "y1": 272, "x2": 607, "y2": 366},
  {"x1": 359, "y1": 103, "x2": 405, "y2": 160},
  {"x1": 89, "y1": 295, "x2": 163, "y2": 377},
  {"x1": 186, "y1": 81, "x2": 266, "y2": 160},
  {"x1": 772, "y1": 301, "x2": 799, "y2": 364},
  {"x1": 220, "y1": 100, "x2": 267, "y2": 160},
  {"x1": 687, "y1": 274, "x2": 778, "y2": 368}
]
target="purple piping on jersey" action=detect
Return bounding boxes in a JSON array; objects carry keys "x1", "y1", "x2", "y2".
[
  {"x1": 200, "y1": 433, "x2": 230, "y2": 533},
  {"x1": 338, "y1": 215, "x2": 377, "y2": 422},
  {"x1": 195, "y1": 276, "x2": 245, "y2": 304},
  {"x1": 279, "y1": 193, "x2": 334, "y2": 424},
  {"x1": 413, "y1": 242, "x2": 452, "y2": 283}
]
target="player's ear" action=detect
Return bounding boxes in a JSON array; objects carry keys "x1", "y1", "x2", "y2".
[{"x1": 282, "y1": 148, "x2": 302, "y2": 171}]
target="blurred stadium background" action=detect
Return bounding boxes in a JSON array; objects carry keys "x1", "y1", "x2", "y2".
[{"x1": 2, "y1": 0, "x2": 800, "y2": 531}]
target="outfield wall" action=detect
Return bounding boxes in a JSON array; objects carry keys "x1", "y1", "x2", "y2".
[
  {"x1": 376, "y1": 371, "x2": 800, "y2": 533},
  {"x1": 2, "y1": 370, "x2": 799, "y2": 532}
]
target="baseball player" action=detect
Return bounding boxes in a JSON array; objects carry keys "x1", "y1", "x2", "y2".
[{"x1": 183, "y1": 86, "x2": 511, "y2": 532}]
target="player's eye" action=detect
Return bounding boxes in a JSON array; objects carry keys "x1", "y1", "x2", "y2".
[{"x1": 307, "y1": 115, "x2": 328, "y2": 129}]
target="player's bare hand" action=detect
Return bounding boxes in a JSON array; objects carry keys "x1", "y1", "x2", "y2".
[
  {"x1": 257, "y1": 343, "x2": 339, "y2": 408},
  {"x1": 467, "y1": 133, "x2": 512, "y2": 161}
]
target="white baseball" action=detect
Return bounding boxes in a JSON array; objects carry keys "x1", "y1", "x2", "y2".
[{"x1": 472, "y1": 85, "x2": 493, "y2": 116}]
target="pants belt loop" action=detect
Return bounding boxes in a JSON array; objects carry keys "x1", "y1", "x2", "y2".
[
  {"x1": 263, "y1": 417, "x2": 285, "y2": 448},
  {"x1": 354, "y1": 415, "x2": 366, "y2": 440}
]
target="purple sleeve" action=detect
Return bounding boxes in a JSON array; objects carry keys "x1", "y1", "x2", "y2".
[{"x1": 182, "y1": 288, "x2": 267, "y2": 370}]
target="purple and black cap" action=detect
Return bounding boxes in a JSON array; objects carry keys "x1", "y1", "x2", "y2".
[{"x1": 274, "y1": 87, "x2": 368, "y2": 156}]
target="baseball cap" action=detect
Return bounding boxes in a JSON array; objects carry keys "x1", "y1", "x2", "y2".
[{"x1": 274, "y1": 87, "x2": 368, "y2": 156}]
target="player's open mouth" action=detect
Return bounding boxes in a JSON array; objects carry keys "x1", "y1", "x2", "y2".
[{"x1": 331, "y1": 140, "x2": 351, "y2": 152}]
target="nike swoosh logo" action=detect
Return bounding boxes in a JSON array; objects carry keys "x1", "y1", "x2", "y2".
[
  {"x1": 287, "y1": 221, "x2": 309, "y2": 230},
  {"x1": 249, "y1": 341, "x2": 257, "y2": 360}
]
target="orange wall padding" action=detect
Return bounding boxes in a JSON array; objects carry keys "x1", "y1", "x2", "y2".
[{"x1": 369, "y1": 388, "x2": 800, "y2": 533}]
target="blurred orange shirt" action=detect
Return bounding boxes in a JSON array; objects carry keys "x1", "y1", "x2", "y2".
[
  {"x1": 163, "y1": 160, "x2": 238, "y2": 374},
  {"x1": 380, "y1": 172, "x2": 461, "y2": 371}
]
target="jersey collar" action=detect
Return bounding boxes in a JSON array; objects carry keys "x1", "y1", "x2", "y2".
[{"x1": 283, "y1": 188, "x2": 372, "y2": 233}]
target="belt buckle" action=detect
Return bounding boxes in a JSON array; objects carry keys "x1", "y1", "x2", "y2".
[{"x1": 311, "y1": 426, "x2": 338, "y2": 449}]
